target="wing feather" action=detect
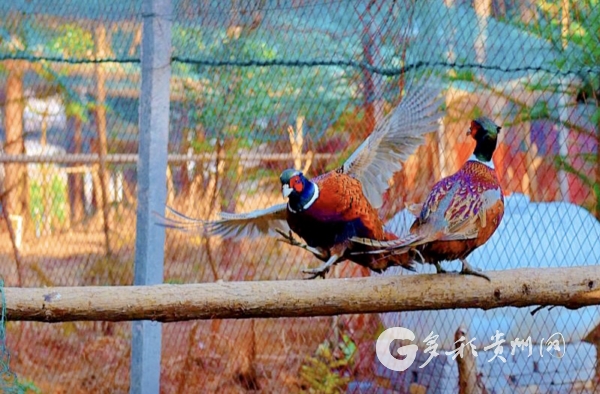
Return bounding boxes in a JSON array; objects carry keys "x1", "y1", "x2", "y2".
[
  {"x1": 154, "y1": 204, "x2": 290, "y2": 241},
  {"x1": 413, "y1": 177, "x2": 502, "y2": 243},
  {"x1": 340, "y1": 78, "x2": 444, "y2": 208}
]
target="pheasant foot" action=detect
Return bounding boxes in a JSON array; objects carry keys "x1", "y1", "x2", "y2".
[
  {"x1": 459, "y1": 258, "x2": 491, "y2": 282},
  {"x1": 434, "y1": 262, "x2": 447, "y2": 274},
  {"x1": 302, "y1": 254, "x2": 339, "y2": 280}
]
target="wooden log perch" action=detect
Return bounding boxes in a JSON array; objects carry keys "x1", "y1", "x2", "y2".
[{"x1": 3, "y1": 266, "x2": 600, "y2": 323}]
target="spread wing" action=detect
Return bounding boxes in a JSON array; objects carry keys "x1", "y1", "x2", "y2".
[
  {"x1": 339, "y1": 78, "x2": 444, "y2": 209},
  {"x1": 154, "y1": 204, "x2": 290, "y2": 241}
]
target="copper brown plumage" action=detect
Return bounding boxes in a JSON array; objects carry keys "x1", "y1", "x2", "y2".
[
  {"x1": 155, "y1": 79, "x2": 444, "y2": 278},
  {"x1": 351, "y1": 117, "x2": 504, "y2": 281},
  {"x1": 281, "y1": 170, "x2": 413, "y2": 276}
]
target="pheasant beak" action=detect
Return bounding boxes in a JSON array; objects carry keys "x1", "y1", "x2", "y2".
[{"x1": 282, "y1": 184, "x2": 293, "y2": 198}]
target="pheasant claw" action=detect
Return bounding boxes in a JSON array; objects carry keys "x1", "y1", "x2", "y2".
[
  {"x1": 275, "y1": 229, "x2": 299, "y2": 245},
  {"x1": 302, "y1": 254, "x2": 339, "y2": 280},
  {"x1": 459, "y1": 258, "x2": 491, "y2": 282}
]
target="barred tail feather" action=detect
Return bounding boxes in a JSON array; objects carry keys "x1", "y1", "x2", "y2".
[{"x1": 351, "y1": 232, "x2": 424, "y2": 250}]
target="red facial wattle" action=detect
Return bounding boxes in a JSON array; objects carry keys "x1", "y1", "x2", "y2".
[{"x1": 291, "y1": 176, "x2": 303, "y2": 193}]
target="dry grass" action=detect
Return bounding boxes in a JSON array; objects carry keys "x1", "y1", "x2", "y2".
[{"x1": 0, "y1": 191, "x2": 378, "y2": 393}]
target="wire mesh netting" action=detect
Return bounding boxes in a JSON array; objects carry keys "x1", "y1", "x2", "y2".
[{"x1": 0, "y1": 0, "x2": 599, "y2": 392}]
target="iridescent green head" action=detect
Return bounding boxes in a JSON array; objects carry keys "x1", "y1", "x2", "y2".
[
  {"x1": 280, "y1": 169, "x2": 305, "y2": 198},
  {"x1": 468, "y1": 117, "x2": 501, "y2": 140},
  {"x1": 468, "y1": 117, "x2": 502, "y2": 162}
]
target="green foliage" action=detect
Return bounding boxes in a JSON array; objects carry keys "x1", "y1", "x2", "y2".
[
  {"x1": 173, "y1": 23, "x2": 359, "y2": 210},
  {"x1": 2, "y1": 20, "x2": 94, "y2": 120},
  {"x1": 15, "y1": 379, "x2": 41, "y2": 394},
  {"x1": 172, "y1": 25, "x2": 206, "y2": 56},
  {"x1": 49, "y1": 24, "x2": 94, "y2": 58},
  {"x1": 592, "y1": 107, "x2": 600, "y2": 126},
  {"x1": 447, "y1": 68, "x2": 475, "y2": 82},
  {"x1": 555, "y1": 154, "x2": 600, "y2": 219},
  {"x1": 469, "y1": 0, "x2": 600, "y2": 217},
  {"x1": 176, "y1": 23, "x2": 356, "y2": 146},
  {"x1": 64, "y1": 100, "x2": 90, "y2": 123},
  {"x1": 189, "y1": 32, "x2": 279, "y2": 139},
  {"x1": 445, "y1": 105, "x2": 485, "y2": 125},
  {"x1": 532, "y1": 0, "x2": 600, "y2": 217},
  {"x1": 299, "y1": 334, "x2": 356, "y2": 393},
  {"x1": 516, "y1": 100, "x2": 550, "y2": 123},
  {"x1": 525, "y1": 0, "x2": 600, "y2": 77},
  {"x1": 29, "y1": 166, "x2": 69, "y2": 234},
  {"x1": 530, "y1": 99, "x2": 550, "y2": 121}
]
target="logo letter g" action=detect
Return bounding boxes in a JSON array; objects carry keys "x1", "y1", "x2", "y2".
[{"x1": 376, "y1": 327, "x2": 418, "y2": 372}]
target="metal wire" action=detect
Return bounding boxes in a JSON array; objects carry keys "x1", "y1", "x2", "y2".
[{"x1": 0, "y1": 0, "x2": 599, "y2": 392}]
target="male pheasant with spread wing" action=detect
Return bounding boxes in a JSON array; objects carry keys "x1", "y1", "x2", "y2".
[
  {"x1": 158, "y1": 81, "x2": 444, "y2": 278},
  {"x1": 351, "y1": 117, "x2": 504, "y2": 281}
]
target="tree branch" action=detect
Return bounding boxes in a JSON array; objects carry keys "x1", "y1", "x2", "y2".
[{"x1": 3, "y1": 266, "x2": 600, "y2": 323}]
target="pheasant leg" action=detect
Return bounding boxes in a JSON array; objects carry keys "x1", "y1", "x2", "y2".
[
  {"x1": 302, "y1": 254, "x2": 340, "y2": 280},
  {"x1": 459, "y1": 258, "x2": 491, "y2": 282},
  {"x1": 434, "y1": 262, "x2": 447, "y2": 274},
  {"x1": 276, "y1": 230, "x2": 327, "y2": 259}
]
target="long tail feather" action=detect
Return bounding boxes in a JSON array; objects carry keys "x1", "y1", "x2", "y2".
[{"x1": 351, "y1": 232, "x2": 424, "y2": 249}]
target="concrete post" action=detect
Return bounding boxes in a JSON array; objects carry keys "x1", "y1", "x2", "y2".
[{"x1": 131, "y1": 0, "x2": 172, "y2": 392}]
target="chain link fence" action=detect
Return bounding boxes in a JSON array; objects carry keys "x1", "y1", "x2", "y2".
[{"x1": 0, "y1": 0, "x2": 599, "y2": 392}]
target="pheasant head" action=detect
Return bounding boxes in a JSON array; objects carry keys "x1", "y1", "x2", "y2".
[
  {"x1": 468, "y1": 117, "x2": 502, "y2": 163},
  {"x1": 279, "y1": 169, "x2": 319, "y2": 212}
]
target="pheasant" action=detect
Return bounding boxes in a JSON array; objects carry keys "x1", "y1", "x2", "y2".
[
  {"x1": 351, "y1": 117, "x2": 504, "y2": 281},
  {"x1": 157, "y1": 80, "x2": 444, "y2": 278}
]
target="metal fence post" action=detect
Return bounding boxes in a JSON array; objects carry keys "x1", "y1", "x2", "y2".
[{"x1": 131, "y1": 0, "x2": 172, "y2": 393}]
